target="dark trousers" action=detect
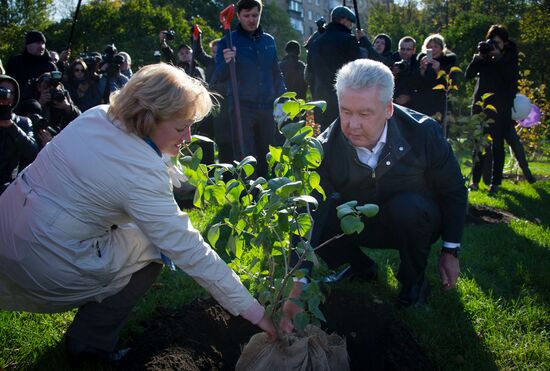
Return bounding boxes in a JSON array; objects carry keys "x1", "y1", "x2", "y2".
[
  {"x1": 213, "y1": 98, "x2": 234, "y2": 164},
  {"x1": 315, "y1": 192, "x2": 441, "y2": 285},
  {"x1": 66, "y1": 263, "x2": 162, "y2": 351},
  {"x1": 230, "y1": 106, "x2": 276, "y2": 178},
  {"x1": 473, "y1": 120, "x2": 532, "y2": 185}
]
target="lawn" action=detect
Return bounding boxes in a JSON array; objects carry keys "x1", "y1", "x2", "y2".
[{"x1": 1, "y1": 160, "x2": 548, "y2": 370}]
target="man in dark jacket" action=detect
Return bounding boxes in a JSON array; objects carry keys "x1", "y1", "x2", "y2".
[
  {"x1": 391, "y1": 36, "x2": 420, "y2": 108},
  {"x1": 307, "y1": 6, "x2": 370, "y2": 131},
  {"x1": 5, "y1": 31, "x2": 57, "y2": 100},
  {"x1": 282, "y1": 60, "x2": 467, "y2": 326},
  {"x1": 279, "y1": 40, "x2": 307, "y2": 100},
  {"x1": 214, "y1": 0, "x2": 286, "y2": 177},
  {"x1": 0, "y1": 75, "x2": 40, "y2": 194}
]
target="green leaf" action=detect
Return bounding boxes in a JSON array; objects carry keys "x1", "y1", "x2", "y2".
[
  {"x1": 432, "y1": 84, "x2": 446, "y2": 90},
  {"x1": 268, "y1": 177, "x2": 292, "y2": 191},
  {"x1": 280, "y1": 91, "x2": 297, "y2": 99},
  {"x1": 304, "y1": 147, "x2": 322, "y2": 167},
  {"x1": 207, "y1": 223, "x2": 221, "y2": 247},
  {"x1": 277, "y1": 210, "x2": 290, "y2": 232},
  {"x1": 336, "y1": 206, "x2": 354, "y2": 219},
  {"x1": 282, "y1": 100, "x2": 300, "y2": 119},
  {"x1": 290, "y1": 195, "x2": 318, "y2": 208},
  {"x1": 269, "y1": 145, "x2": 282, "y2": 162},
  {"x1": 303, "y1": 100, "x2": 327, "y2": 112},
  {"x1": 336, "y1": 200, "x2": 358, "y2": 211},
  {"x1": 242, "y1": 163, "x2": 255, "y2": 177},
  {"x1": 275, "y1": 181, "x2": 302, "y2": 198},
  {"x1": 280, "y1": 121, "x2": 304, "y2": 138},
  {"x1": 289, "y1": 126, "x2": 314, "y2": 145},
  {"x1": 291, "y1": 213, "x2": 313, "y2": 238},
  {"x1": 481, "y1": 92, "x2": 494, "y2": 101},
  {"x1": 192, "y1": 134, "x2": 214, "y2": 143},
  {"x1": 340, "y1": 215, "x2": 365, "y2": 235},
  {"x1": 237, "y1": 156, "x2": 257, "y2": 170},
  {"x1": 356, "y1": 204, "x2": 380, "y2": 218},
  {"x1": 293, "y1": 311, "x2": 309, "y2": 333}
]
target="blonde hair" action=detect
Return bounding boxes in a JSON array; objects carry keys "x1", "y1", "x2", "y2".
[
  {"x1": 108, "y1": 63, "x2": 212, "y2": 138},
  {"x1": 421, "y1": 33, "x2": 449, "y2": 55}
]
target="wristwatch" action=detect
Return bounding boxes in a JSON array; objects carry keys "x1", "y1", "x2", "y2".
[{"x1": 441, "y1": 247, "x2": 460, "y2": 258}]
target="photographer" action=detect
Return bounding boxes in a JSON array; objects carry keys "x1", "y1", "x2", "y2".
[
  {"x1": 391, "y1": 36, "x2": 420, "y2": 108},
  {"x1": 24, "y1": 71, "x2": 80, "y2": 133},
  {"x1": 0, "y1": 75, "x2": 40, "y2": 194},
  {"x1": 66, "y1": 59, "x2": 101, "y2": 112},
  {"x1": 413, "y1": 34, "x2": 458, "y2": 123},
  {"x1": 97, "y1": 44, "x2": 129, "y2": 103},
  {"x1": 466, "y1": 24, "x2": 535, "y2": 192},
  {"x1": 159, "y1": 31, "x2": 205, "y2": 80}
]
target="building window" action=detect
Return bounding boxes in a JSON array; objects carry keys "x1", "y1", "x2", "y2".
[
  {"x1": 315, "y1": 0, "x2": 320, "y2": 5},
  {"x1": 308, "y1": 10, "x2": 312, "y2": 20},
  {"x1": 290, "y1": 18, "x2": 304, "y2": 34}
]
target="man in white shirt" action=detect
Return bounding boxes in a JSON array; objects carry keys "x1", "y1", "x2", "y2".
[{"x1": 283, "y1": 59, "x2": 467, "y2": 323}]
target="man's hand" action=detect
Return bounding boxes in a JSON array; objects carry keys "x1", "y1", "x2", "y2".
[
  {"x1": 355, "y1": 28, "x2": 366, "y2": 40},
  {"x1": 256, "y1": 312, "x2": 277, "y2": 341},
  {"x1": 53, "y1": 97, "x2": 71, "y2": 112},
  {"x1": 280, "y1": 281, "x2": 304, "y2": 333},
  {"x1": 223, "y1": 47, "x2": 236, "y2": 63},
  {"x1": 37, "y1": 129, "x2": 53, "y2": 145},
  {"x1": 60, "y1": 49, "x2": 71, "y2": 63},
  {"x1": 439, "y1": 252, "x2": 460, "y2": 290}
]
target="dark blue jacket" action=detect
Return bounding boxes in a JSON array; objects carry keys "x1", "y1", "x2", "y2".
[{"x1": 214, "y1": 24, "x2": 286, "y2": 110}]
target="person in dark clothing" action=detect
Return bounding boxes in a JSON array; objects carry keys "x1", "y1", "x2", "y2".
[
  {"x1": 413, "y1": 34, "x2": 458, "y2": 124},
  {"x1": 304, "y1": 17, "x2": 326, "y2": 97},
  {"x1": 281, "y1": 60, "x2": 467, "y2": 330},
  {"x1": 465, "y1": 24, "x2": 535, "y2": 192},
  {"x1": 5, "y1": 31, "x2": 57, "y2": 100},
  {"x1": 279, "y1": 40, "x2": 307, "y2": 100},
  {"x1": 214, "y1": 0, "x2": 286, "y2": 177},
  {"x1": 159, "y1": 33, "x2": 205, "y2": 81},
  {"x1": 307, "y1": 5, "x2": 371, "y2": 131},
  {"x1": 22, "y1": 72, "x2": 81, "y2": 134},
  {"x1": 372, "y1": 33, "x2": 394, "y2": 67},
  {"x1": 391, "y1": 36, "x2": 420, "y2": 108},
  {"x1": 0, "y1": 75, "x2": 40, "y2": 194},
  {"x1": 65, "y1": 59, "x2": 101, "y2": 112}
]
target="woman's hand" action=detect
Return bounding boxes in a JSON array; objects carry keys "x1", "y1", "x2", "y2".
[
  {"x1": 256, "y1": 312, "x2": 277, "y2": 341},
  {"x1": 280, "y1": 281, "x2": 305, "y2": 333}
]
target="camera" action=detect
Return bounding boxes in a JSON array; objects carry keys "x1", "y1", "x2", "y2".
[
  {"x1": 28, "y1": 113, "x2": 50, "y2": 131},
  {"x1": 79, "y1": 52, "x2": 102, "y2": 72},
  {"x1": 0, "y1": 87, "x2": 13, "y2": 100},
  {"x1": 162, "y1": 29, "x2": 176, "y2": 41},
  {"x1": 477, "y1": 39, "x2": 497, "y2": 55},
  {"x1": 394, "y1": 59, "x2": 410, "y2": 72},
  {"x1": 153, "y1": 50, "x2": 162, "y2": 63},
  {"x1": 39, "y1": 71, "x2": 66, "y2": 103}
]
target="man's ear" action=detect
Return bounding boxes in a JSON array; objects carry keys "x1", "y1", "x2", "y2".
[{"x1": 385, "y1": 101, "x2": 394, "y2": 119}]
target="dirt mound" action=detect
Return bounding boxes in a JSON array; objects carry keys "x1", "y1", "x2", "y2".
[
  {"x1": 121, "y1": 288, "x2": 434, "y2": 370},
  {"x1": 466, "y1": 204, "x2": 517, "y2": 225}
]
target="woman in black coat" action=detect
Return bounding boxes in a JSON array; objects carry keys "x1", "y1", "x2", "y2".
[
  {"x1": 465, "y1": 24, "x2": 534, "y2": 192},
  {"x1": 413, "y1": 34, "x2": 458, "y2": 123}
]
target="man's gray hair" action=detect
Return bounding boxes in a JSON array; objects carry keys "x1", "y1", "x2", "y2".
[{"x1": 334, "y1": 59, "x2": 395, "y2": 104}]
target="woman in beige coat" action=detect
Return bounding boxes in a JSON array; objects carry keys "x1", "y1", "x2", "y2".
[{"x1": 0, "y1": 64, "x2": 274, "y2": 363}]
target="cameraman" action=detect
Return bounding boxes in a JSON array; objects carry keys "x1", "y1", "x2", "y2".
[
  {"x1": 159, "y1": 31, "x2": 205, "y2": 80},
  {"x1": 26, "y1": 72, "x2": 81, "y2": 133},
  {"x1": 98, "y1": 45, "x2": 129, "y2": 103},
  {"x1": 466, "y1": 24, "x2": 535, "y2": 192},
  {"x1": 0, "y1": 75, "x2": 40, "y2": 194},
  {"x1": 391, "y1": 36, "x2": 420, "y2": 108}
]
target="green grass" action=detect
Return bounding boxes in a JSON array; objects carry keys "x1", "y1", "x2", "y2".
[{"x1": 1, "y1": 162, "x2": 549, "y2": 370}]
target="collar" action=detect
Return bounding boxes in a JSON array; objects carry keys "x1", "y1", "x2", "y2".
[
  {"x1": 144, "y1": 137, "x2": 162, "y2": 157},
  {"x1": 353, "y1": 121, "x2": 387, "y2": 154},
  {"x1": 237, "y1": 23, "x2": 263, "y2": 38}
]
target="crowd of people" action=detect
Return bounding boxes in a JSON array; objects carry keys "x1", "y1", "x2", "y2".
[{"x1": 0, "y1": 0, "x2": 537, "y2": 365}]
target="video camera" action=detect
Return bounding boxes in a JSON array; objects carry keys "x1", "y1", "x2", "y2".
[
  {"x1": 477, "y1": 39, "x2": 497, "y2": 55},
  {"x1": 100, "y1": 44, "x2": 125, "y2": 77},
  {"x1": 162, "y1": 29, "x2": 176, "y2": 41},
  {"x1": 79, "y1": 52, "x2": 102, "y2": 73},
  {"x1": 38, "y1": 71, "x2": 67, "y2": 103}
]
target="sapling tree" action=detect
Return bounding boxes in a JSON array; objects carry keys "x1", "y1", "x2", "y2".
[{"x1": 178, "y1": 93, "x2": 379, "y2": 335}]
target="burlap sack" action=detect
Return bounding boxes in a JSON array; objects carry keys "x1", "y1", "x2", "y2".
[{"x1": 236, "y1": 325, "x2": 349, "y2": 371}]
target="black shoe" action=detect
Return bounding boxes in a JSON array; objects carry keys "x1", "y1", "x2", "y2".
[
  {"x1": 66, "y1": 336, "x2": 130, "y2": 364},
  {"x1": 397, "y1": 276, "x2": 430, "y2": 307},
  {"x1": 525, "y1": 173, "x2": 537, "y2": 184}
]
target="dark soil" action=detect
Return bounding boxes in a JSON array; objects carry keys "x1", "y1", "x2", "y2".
[
  {"x1": 466, "y1": 204, "x2": 517, "y2": 225},
  {"x1": 121, "y1": 287, "x2": 434, "y2": 370}
]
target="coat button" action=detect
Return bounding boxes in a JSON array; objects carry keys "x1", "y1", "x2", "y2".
[
  {"x1": 399, "y1": 146, "x2": 404, "y2": 151},
  {"x1": 386, "y1": 161, "x2": 391, "y2": 166}
]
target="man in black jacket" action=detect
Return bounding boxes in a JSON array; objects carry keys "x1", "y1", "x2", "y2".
[
  {"x1": 307, "y1": 6, "x2": 369, "y2": 131},
  {"x1": 5, "y1": 31, "x2": 58, "y2": 100},
  {"x1": 283, "y1": 60, "x2": 467, "y2": 325},
  {"x1": 279, "y1": 40, "x2": 307, "y2": 100},
  {"x1": 0, "y1": 75, "x2": 40, "y2": 194}
]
